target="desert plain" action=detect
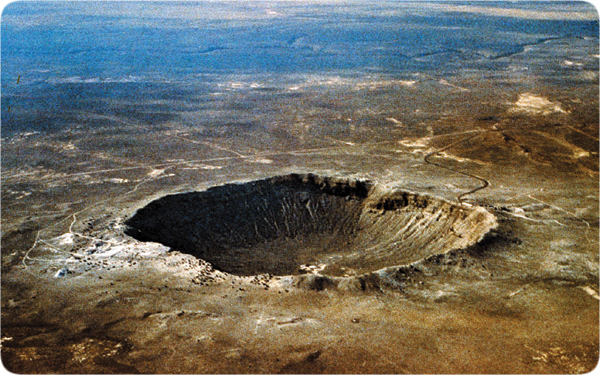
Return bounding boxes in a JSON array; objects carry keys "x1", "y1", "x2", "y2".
[{"x1": 1, "y1": 1, "x2": 599, "y2": 373}]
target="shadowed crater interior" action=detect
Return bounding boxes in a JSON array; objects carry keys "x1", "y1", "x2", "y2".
[{"x1": 125, "y1": 174, "x2": 496, "y2": 277}]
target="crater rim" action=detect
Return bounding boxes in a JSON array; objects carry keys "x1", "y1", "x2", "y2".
[{"x1": 124, "y1": 173, "x2": 497, "y2": 278}]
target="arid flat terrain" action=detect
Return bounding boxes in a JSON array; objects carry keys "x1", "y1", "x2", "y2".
[{"x1": 1, "y1": 2, "x2": 598, "y2": 373}]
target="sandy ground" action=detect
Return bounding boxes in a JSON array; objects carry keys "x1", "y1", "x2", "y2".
[{"x1": 1, "y1": 71, "x2": 598, "y2": 373}]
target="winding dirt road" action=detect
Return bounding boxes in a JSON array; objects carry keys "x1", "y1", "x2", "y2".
[{"x1": 423, "y1": 131, "x2": 491, "y2": 204}]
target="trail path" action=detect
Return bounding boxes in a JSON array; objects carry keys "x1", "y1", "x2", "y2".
[{"x1": 423, "y1": 131, "x2": 490, "y2": 203}]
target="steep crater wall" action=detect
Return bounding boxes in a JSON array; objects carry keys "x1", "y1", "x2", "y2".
[{"x1": 125, "y1": 174, "x2": 497, "y2": 277}]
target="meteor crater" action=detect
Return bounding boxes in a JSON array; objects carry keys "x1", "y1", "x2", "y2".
[{"x1": 125, "y1": 174, "x2": 497, "y2": 277}]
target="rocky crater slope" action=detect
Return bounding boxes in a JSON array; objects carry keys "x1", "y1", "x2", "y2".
[{"x1": 125, "y1": 174, "x2": 497, "y2": 279}]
